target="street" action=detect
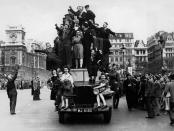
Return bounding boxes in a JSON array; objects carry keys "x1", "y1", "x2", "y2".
[{"x1": 0, "y1": 87, "x2": 173, "y2": 131}]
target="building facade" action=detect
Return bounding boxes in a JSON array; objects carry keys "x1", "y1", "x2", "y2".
[
  {"x1": 0, "y1": 26, "x2": 49, "y2": 82},
  {"x1": 109, "y1": 33, "x2": 135, "y2": 72},
  {"x1": 147, "y1": 31, "x2": 174, "y2": 73},
  {"x1": 134, "y1": 40, "x2": 148, "y2": 74}
]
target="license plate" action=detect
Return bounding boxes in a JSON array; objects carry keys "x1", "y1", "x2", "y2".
[{"x1": 77, "y1": 108, "x2": 92, "y2": 112}]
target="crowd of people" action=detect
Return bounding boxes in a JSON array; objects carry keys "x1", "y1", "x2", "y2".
[
  {"x1": 122, "y1": 72, "x2": 174, "y2": 126},
  {"x1": 36, "y1": 5, "x2": 116, "y2": 75}
]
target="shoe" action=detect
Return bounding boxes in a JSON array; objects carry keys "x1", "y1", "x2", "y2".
[
  {"x1": 63, "y1": 107, "x2": 69, "y2": 110},
  {"x1": 101, "y1": 105, "x2": 107, "y2": 109},
  {"x1": 97, "y1": 106, "x2": 101, "y2": 109},
  {"x1": 11, "y1": 113, "x2": 16, "y2": 115},
  {"x1": 61, "y1": 106, "x2": 65, "y2": 109}
]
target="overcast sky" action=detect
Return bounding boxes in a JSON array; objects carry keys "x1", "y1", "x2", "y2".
[{"x1": 0, "y1": 0, "x2": 174, "y2": 44}]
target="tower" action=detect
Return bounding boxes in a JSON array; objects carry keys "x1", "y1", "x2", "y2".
[{"x1": 5, "y1": 25, "x2": 25, "y2": 46}]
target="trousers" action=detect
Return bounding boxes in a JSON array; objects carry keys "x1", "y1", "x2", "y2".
[{"x1": 9, "y1": 93, "x2": 17, "y2": 114}]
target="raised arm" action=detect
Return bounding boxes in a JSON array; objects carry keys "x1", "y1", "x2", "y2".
[
  {"x1": 11, "y1": 65, "x2": 20, "y2": 81},
  {"x1": 35, "y1": 49, "x2": 48, "y2": 54},
  {"x1": 107, "y1": 28, "x2": 116, "y2": 36}
]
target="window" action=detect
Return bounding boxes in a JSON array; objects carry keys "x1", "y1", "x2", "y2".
[
  {"x1": 10, "y1": 57, "x2": 16, "y2": 65},
  {"x1": 115, "y1": 57, "x2": 118, "y2": 62},
  {"x1": 111, "y1": 57, "x2": 114, "y2": 62},
  {"x1": 115, "y1": 51, "x2": 118, "y2": 55},
  {"x1": 120, "y1": 57, "x2": 122, "y2": 62}
]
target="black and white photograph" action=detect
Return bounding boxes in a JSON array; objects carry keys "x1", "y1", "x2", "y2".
[{"x1": 0, "y1": 0, "x2": 174, "y2": 130}]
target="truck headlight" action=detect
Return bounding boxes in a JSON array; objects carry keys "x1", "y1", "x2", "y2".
[{"x1": 93, "y1": 88, "x2": 99, "y2": 95}]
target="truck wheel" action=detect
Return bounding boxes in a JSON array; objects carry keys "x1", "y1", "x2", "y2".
[
  {"x1": 103, "y1": 107, "x2": 112, "y2": 123},
  {"x1": 59, "y1": 112, "x2": 65, "y2": 123}
]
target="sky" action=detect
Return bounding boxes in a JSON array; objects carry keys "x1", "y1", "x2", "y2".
[{"x1": 0, "y1": 0, "x2": 174, "y2": 44}]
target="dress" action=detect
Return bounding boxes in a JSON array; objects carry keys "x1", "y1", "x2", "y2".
[
  {"x1": 73, "y1": 36, "x2": 83, "y2": 59},
  {"x1": 62, "y1": 73, "x2": 74, "y2": 97}
]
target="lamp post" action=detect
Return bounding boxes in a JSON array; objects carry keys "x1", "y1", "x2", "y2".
[{"x1": 120, "y1": 44, "x2": 126, "y2": 70}]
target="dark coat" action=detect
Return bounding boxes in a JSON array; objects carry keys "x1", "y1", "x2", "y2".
[
  {"x1": 82, "y1": 28, "x2": 93, "y2": 67},
  {"x1": 109, "y1": 70, "x2": 120, "y2": 92},
  {"x1": 100, "y1": 28, "x2": 115, "y2": 54},
  {"x1": 6, "y1": 70, "x2": 18, "y2": 98},
  {"x1": 145, "y1": 80, "x2": 155, "y2": 97},
  {"x1": 123, "y1": 78, "x2": 137, "y2": 108},
  {"x1": 153, "y1": 81, "x2": 162, "y2": 98},
  {"x1": 85, "y1": 10, "x2": 95, "y2": 22}
]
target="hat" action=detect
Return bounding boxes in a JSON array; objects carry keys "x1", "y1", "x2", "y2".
[{"x1": 85, "y1": 5, "x2": 89, "y2": 8}]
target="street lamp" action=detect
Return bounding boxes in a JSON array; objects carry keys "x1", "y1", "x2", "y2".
[{"x1": 120, "y1": 44, "x2": 126, "y2": 70}]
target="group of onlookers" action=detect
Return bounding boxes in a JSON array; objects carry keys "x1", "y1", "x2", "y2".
[{"x1": 123, "y1": 72, "x2": 174, "y2": 126}]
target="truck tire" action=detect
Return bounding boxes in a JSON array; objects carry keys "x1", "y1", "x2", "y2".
[
  {"x1": 59, "y1": 112, "x2": 65, "y2": 123},
  {"x1": 103, "y1": 107, "x2": 112, "y2": 123}
]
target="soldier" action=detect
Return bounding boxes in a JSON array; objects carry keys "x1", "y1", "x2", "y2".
[{"x1": 0, "y1": 65, "x2": 20, "y2": 115}]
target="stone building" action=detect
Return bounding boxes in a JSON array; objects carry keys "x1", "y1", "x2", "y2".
[
  {"x1": 0, "y1": 26, "x2": 49, "y2": 83},
  {"x1": 133, "y1": 40, "x2": 148, "y2": 74},
  {"x1": 109, "y1": 33, "x2": 135, "y2": 72},
  {"x1": 147, "y1": 31, "x2": 174, "y2": 73}
]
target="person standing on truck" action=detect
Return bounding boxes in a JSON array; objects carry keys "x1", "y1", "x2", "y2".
[
  {"x1": 94, "y1": 73, "x2": 110, "y2": 109},
  {"x1": 61, "y1": 66, "x2": 74, "y2": 109}
]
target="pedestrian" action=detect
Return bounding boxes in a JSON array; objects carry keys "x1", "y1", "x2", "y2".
[
  {"x1": 0, "y1": 65, "x2": 20, "y2": 115},
  {"x1": 108, "y1": 64, "x2": 121, "y2": 109},
  {"x1": 144, "y1": 76, "x2": 156, "y2": 118},
  {"x1": 50, "y1": 70, "x2": 58, "y2": 100},
  {"x1": 153, "y1": 75, "x2": 162, "y2": 116},
  {"x1": 30, "y1": 80, "x2": 34, "y2": 96},
  {"x1": 164, "y1": 73, "x2": 174, "y2": 126},
  {"x1": 33, "y1": 76, "x2": 41, "y2": 100},
  {"x1": 123, "y1": 73, "x2": 137, "y2": 111}
]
